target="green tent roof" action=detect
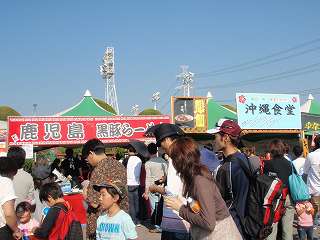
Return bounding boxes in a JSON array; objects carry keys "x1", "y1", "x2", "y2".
[
  {"x1": 309, "y1": 100, "x2": 320, "y2": 115},
  {"x1": 207, "y1": 99, "x2": 237, "y2": 129},
  {"x1": 301, "y1": 94, "x2": 320, "y2": 115},
  {"x1": 57, "y1": 90, "x2": 115, "y2": 116}
]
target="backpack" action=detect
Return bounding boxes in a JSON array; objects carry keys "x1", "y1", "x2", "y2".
[
  {"x1": 228, "y1": 157, "x2": 288, "y2": 239},
  {"x1": 50, "y1": 202, "x2": 83, "y2": 240}
]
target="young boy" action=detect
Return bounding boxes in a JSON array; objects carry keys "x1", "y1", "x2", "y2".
[
  {"x1": 93, "y1": 180, "x2": 137, "y2": 240},
  {"x1": 31, "y1": 182, "x2": 82, "y2": 239}
]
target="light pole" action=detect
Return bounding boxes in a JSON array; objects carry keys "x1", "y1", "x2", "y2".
[
  {"x1": 131, "y1": 104, "x2": 140, "y2": 116},
  {"x1": 99, "y1": 47, "x2": 119, "y2": 114},
  {"x1": 32, "y1": 104, "x2": 38, "y2": 116},
  {"x1": 152, "y1": 92, "x2": 160, "y2": 110}
]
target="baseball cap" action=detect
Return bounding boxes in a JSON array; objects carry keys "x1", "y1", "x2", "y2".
[
  {"x1": 93, "y1": 180, "x2": 127, "y2": 199},
  {"x1": 207, "y1": 119, "x2": 242, "y2": 137}
]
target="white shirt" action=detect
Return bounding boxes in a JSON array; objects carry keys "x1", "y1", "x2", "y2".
[
  {"x1": 13, "y1": 169, "x2": 35, "y2": 206},
  {"x1": 293, "y1": 157, "x2": 306, "y2": 176},
  {"x1": 0, "y1": 176, "x2": 17, "y2": 228},
  {"x1": 162, "y1": 158, "x2": 190, "y2": 233},
  {"x1": 304, "y1": 149, "x2": 320, "y2": 196},
  {"x1": 126, "y1": 156, "x2": 142, "y2": 186}
]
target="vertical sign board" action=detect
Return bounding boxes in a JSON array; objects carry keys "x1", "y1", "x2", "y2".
[
  {"x1": 171, "y1": 97, "x2": 208, "y2": 133},
  {"x1": 236, "y1": 93, "x2": 301, "y2": 129}
]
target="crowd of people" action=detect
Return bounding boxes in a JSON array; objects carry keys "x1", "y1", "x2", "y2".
[{"x1": 0, "y1": 121, "x2": 319, "y2": 240}]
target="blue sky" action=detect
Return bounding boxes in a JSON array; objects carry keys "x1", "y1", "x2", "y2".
[{"x1": 1, "y1": 1, "x2": 320, "y2": 115}]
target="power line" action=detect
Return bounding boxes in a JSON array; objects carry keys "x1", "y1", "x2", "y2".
[
  {"x1": 197, "y1": 62, "x2": 320, "y2": 90},
  {"x1": 159, "y1": 89, "x2": 179, "y2": 112},
  {"x1": 196, "y1": 37, "x2": 320, "y2": 77},
  {"x1": 161, "y1": 80, "x2": 178, "y2": 102},
  {"x1": 196, "y1": 46, "x2": 320, "y2": 79}
]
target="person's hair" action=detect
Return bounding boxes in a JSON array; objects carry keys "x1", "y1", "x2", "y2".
[
  {"x1": 128, "y1": 146, "x2": 136, "y2": 154},
  {"x1": 147, "y1": 143, "x2": 158, "y2": 155},
  {"x1": 269, "y1": 139, "x2": 285, "y2": 159},
  {"x1": 34, "y1": 156, "x2": 49, "y2": 167},
  {"x1": 162, "y1": 153, "x2": 169, "y2": 161},
  {"x1": 39, "y1": 182, "x2": 63, "y2": 203},
  {"x1": 169, "y1": 137, "x2": 212, "y2": 197},
  {"x1": 243, "y1": 146, "x2": 256, "y2": 156},
  {"x1": 82, "y1": 138, "x2": 105, "y2": 159},
  {"x1": 283, "y1": 143, "x2": 290, "y2": 154},
  {"x1": 315, "y1": 135, "x2": 320, "y2": 150},
  {"x1": 65, "y1": 148, "x2": 73, "y2": 156},
  {"x1": 7, "y1": 147, "x2": 26, "y2": 169},
  {"x1": 115, "y1": 152, "x2": 122, "y2": 161},
  {"x1": 292, "y1": 145, "x2": 303, "y2": 158},
  {"x1": 16, "y1": 201, "x2": 32, "y2": 216},
  {"x1": 0, "y1": 156, "x2": 18, "y2": 177}
]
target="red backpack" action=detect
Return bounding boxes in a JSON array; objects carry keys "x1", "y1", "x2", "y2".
[
  {"x1": 238, "y1": 158, "x2": 288, "y2": 239},
  {"x1": 49, "y1": 202, "x2": 83, "y2": 240}
]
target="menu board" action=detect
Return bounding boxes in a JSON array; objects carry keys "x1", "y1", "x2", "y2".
[{"x1": 171, "y1": 97, "x2": 208, "y2": 133}]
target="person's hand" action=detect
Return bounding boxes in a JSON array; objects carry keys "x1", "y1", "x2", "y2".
[
  {"x1": 142, "y1": 192, "x2": 149, "y2": 200},
  {"x1": 164, "y1": 196, "x2": 183, "y2": 212},
  {"x1": 149, "y1": 184, "x2": 159, "y2": 193},
  {"x1": 13, "y1": 229, "x2": 22, "y2": 240}
]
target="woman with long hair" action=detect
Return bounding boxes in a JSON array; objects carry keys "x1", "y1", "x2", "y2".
[{"x1": 164, "y1": 137, "x2": 242, "y2": 239}]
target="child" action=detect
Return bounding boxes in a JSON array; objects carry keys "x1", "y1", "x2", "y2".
[
  {"x1": 93, "y1": 180, "x2": 137, "y2": 240},
  {"x1": 31, "y1": 182, "x2": 82, "y2": 239},
  {"x1": 16, "y1": 201, "x2": 39, "y2": 236},
  {"x1": 296, "y1": 200, "x2": 314, "y2": 240}
]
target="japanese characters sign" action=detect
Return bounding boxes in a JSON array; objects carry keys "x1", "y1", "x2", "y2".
[
  {"x1": 171, "y1": 97, "x2": 208, "y2": 133},
  {"x1": 236, "y1": 93, "x2": 301, "y2": 129},
  {"x1": 301, "y1": 113, "x2": 320, "y2": 133},
  {"x1": 8, "y1": 115, "x2": 170, "y2": 146}
]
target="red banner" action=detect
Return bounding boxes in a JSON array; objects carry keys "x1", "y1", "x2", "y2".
[{"x1": 8, "y1": 116, "x2": 171, "y2": 146}]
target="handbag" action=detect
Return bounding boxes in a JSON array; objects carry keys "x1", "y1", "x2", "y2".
[
  {"x1": 190, "y1": 215, "x2": 243, "y2": 240},
  {"x1": 288, "y1": 162, "x2": 310, "y2": 203}
]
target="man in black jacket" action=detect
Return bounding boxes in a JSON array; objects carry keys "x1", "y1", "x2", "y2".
[{"x1": 208, "y1": 120, "x2": 249, "y2": 239}]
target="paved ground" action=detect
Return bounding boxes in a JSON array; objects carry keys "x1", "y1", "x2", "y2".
[
  {"x1": 136, "y1": 220, "x2": 161, "y2": 240},
  {"x1": 136, "y1": 220, "x2": 320, "y2": 240},
  {"x1": 137, "y1": 225, "x2": 161, "y2": 240}
]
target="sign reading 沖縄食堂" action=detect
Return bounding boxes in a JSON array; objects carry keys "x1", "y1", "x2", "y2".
[{"x1": 236, "y1": 93, "x2": 301, "y2": 129}]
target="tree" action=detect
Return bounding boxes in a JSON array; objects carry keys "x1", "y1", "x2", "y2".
[
  {"x1": 0, "y1": 106, "x2": 21, "y2": 121},
  {"x1": 93, "y1": 98, "x2": 117, "y2": 115},
  {"x1": 139, "y1": 108, "x2": 162, "y2": 115}
]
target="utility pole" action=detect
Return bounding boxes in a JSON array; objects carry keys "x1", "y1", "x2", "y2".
[{"x1": 176, "y1": 65, "x2": 194, "y2": 97}]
